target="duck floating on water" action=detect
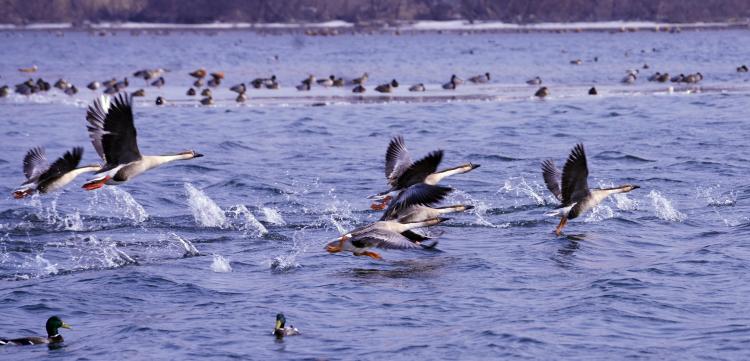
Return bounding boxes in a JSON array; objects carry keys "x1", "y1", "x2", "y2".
[
  {"x1": 0, "y1": 316, "x2": 71, "y2": 346},
  {"x1": 588, "y1": 87, "x2": 598, "y2": 95},
  {"x1": 468, "y1": 72, "x2": 490, "y2": 84},
  {"x1": 526, "y1": 76, "x2": 542, "y2": 85},
  {"x1": 81, "y1": 93, "x2": 203, "y2": 190},
  {"x1": 13, "y1": 147, "x2": 100, "y2": 199},
  {"x1": 273, "y1": 313, "x2": 299, "y2": 339},
  {"x1": 541, "y1": 143, "x2": 640, "y2": 235},
  {"x1": 535, "y1": 86, "x2": 549, "y2": 98},
  {"x1": 409, "y1": 83, "x2": 425, "y2": 92},
  {"x1": 375, "y1": 79, "x2": 399, "y2": 93},
  {"x1": 18, "y1": 65, "x2": 38, "y2": 73}
]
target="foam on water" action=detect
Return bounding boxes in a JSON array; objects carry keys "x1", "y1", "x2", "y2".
[
  {"x1": 184, "y1": 183, "x2": 227, "y2": 228},
  {"x1": 89, "y1": 187, "x2": 149, "y2": 223},
  {"x1": 648, "y1": 190, "x2": 687, "y2": 222},
  {"x1": 450, "y1": 189, "x2": 506, "y2": 228},
  {"x1": 226, "y1": 205, "x2": 268, "y2": 237},
  {"x1": 210, "y1": 254, "x2": 232, "y2": 272},
  {"x1": 499, "y1": 177, "x2": 548, "y2": 206},
  {"x1": 170, "y1": 232, "x2": 200, "y2": 257},
  {"x1": 262, "y1": 207, "x2": 286, "y2": 226},
  {"x1": 584, "y1": 205, "x2": 616, "y2": 222}
]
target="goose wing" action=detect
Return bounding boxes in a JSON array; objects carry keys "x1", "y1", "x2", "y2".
[
  {"x1": 395, "y1": 150, "x2": 443, "y2": 189},
  {"x1": 22, "y1": 147, "x2": 49, "y2": 181},
  {"x1": 86, "y1": 93, "x2": 141, "y2": 166},
  {"x1": 384, "y1": 135, "x2": 412, "y2": 186},
  {"x1": 352, "y1": 228, "x2": 421, "y2": 250},
  {"x1": 380, "y1": 184, "x2": 452, "y2": 221},
  {"x1": 38, "y1": 147, "x2": 83, "y2": 182},
  {"x1": 560, "y1": 143, "x2": 590, "y2": 205},
  {"x1": 541, "y1": 160, "x2": 563, "y2": 201}
]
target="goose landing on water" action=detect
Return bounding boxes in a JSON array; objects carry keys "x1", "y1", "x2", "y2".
[
  {"x1": 82, "y1": 93, "x2": 203, "y2": 190},
  {"x1": 13, "y1": 147, "x2": 101, "y2": 199},
  {"x1": 541, "y1": 144, "x2": 639, "y2": 236}
]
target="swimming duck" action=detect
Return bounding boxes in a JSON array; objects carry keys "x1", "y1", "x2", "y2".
[
  {"x1": 0, "y1": 316, "x2": 71, "y2": 345},
  {"x1": 534, "y1": 86, "x2": 549, "y2": 98},
  {"x1": 296, "y1": 75, "x2": 315, "y2": 91},
  {"x1": 189, "y1": 68, "x2": 207, "y2": 79},
  {"x1": 468, "y1": 72, "x2": 490, "y2": 84},
  {"x1": 656, "y1": 73, "x2": 670, "y2": 83},
  {"x1": 273, "y1": 313, "x2": 299, "y2": 339},
  {"x1": 200, "y1": 96, "x2": 213, "y2": 106},
  {"x1": 230, "y1": 83, "x2": 246, "y2": 94},
  {"x1": 54, "y1": 79, "x2": 71, "y2": 90},
  {"x1": 201, "y1": 88, "x2": 212, "y2": 97},
  {"x1": 236, "y1": 93, "x2": 247, "y2": 103},
  {"x1": 332, "y1": 77, "x2": 344, "y2": 87},
  {"x1": 193, "y1": 79, "x2": 204, "y2": 88},
  {"x1": 0, "y1": 85, "x2": 9, "y2": 97},
  {"x1": 351, "y1": 72, "x2": 368, "y2": 85},
  {"x1": 647, "y1": 72, "x2": 661, "y2": 81},
  {"x1": 369, "y1": 136, "x2": 479, "y2": 210},
  {"x1": 13, "y1": 147, "x2": 100, "y2": 199},
  {"x1": 64, "y1": 85, "x2": 78, "y2": 96},
  {"x1": 36, "y1": 78, "x2": 51, "y2": 92},
  {"x1": 670, "y1": 74, "x2": 685, "y2": 83},
  {"x1": 541, "y1": 143, "x2": 640, "y2": 235},
  {"x1": 210, "y1": 72, "x2": 224, "y2": 81},
  {"x1": 352, "y1": 84, "x2": 366, "y2": 93},
  {"x1": 150, "y1": 77, "x2": 165, "y2": 88},
  {"x1": 683, "y1": 73, "x2": 703, "y2": 84},
  {"x1": 207, "y1": 77, "x2": 221, "y2": 88},
  {"x1": 317, "y1": 75, "x2": 334, "y2": 87},
  {"x1": 81, "y1": 93, "x2": 203, "y2": 190},
  {"x1": 265, "y1": 75, "x2": 279, "y2": 89},
  {"x1": 738, "y1": 65, "x2": 749, "y2": 73},
  {"x1": 131, "y1": 88, "x2": 145, "y2": 97},
  {"x1": 251, "y1": 77, "x2": 265, "y2": 89},
  {"x1": 409, "y1": 83, "x2": 425, "y2": 92},
  {"x1": 87, "y1": 81, "x2": 100, "y2": 90},
  {"x1": 442, "y1": 74, "x2": 460, "y2": 90},
  {"x1": 375, "y1": 79, "x2": 399, "y2": 93},
  {"x1": 526, "y1": 76, "x2": 542, "y2": 85},
  {"x1": 325, "y1": 217, "x2": 448, "y2": 260},
  {"x1": 570, "y1": 59, "x2": 582, "y2": 65},
  {"x1": 621, "y1": 73, "x2": 637, "y2": 84},
  {"x1": 102, "y1": 78, "x2": 117, "y2": 88},
  {"x1": 588, "y1": 87, "x2": 597, "y2": 95},
  {"x1": 186, "y1": 87, "x2": 197, "y2": 96},
  {"x1": 18, "y1": 65, "x2": 38, "y2": 73},
  {"x1": 155, "y1": 96, "x2": 165, "y2": 106}
]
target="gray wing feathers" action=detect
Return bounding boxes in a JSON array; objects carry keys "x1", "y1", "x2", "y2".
[
  {"x1": 23, "y1": 147, "x2": 49, "y2": 181},
  {"x1": 86, "y1": 95, "x2": 110, "y2": 161},
  {"x1": 384, "y1": 135, "x2": 412, "y2": 186},
  {"x1": 357, "y1": 229, "x2": 422, "y2": 250},
  {"x1": 541, "y1": 160, "x2": 563, "y2": 201}
]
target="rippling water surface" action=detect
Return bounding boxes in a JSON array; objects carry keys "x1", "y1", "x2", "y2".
[{"x1": 1, "y1": 30, "x2": 749, "y2": 360}]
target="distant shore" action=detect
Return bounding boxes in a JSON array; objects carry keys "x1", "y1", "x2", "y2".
[{"x1": 1, "y1": 20, "x2": 747, "y2": 34}]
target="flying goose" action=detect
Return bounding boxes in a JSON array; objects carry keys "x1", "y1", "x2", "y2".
[
  {"x1": 13, "y1": 147, "x2": 101, "y2": 199},
  {"x1": 542, "y1": 143, "x2": 640, "y2": 235},
  {"x1": 81, "y1": 93, "x2": 203, "y2": 190},
  {"x1": 325, "y1": 217, "x2": 448, "y2": 260},
  {"x1": 0, "y1": 316, "x2": 71, "y2": 346},
  {"x1": 369, "y1": 136, "x2": 479, "y2": 210}
]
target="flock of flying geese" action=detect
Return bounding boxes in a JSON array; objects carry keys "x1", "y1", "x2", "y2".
[{"x1": 12, "y1": 90, "x2": 640, "y2": 260}]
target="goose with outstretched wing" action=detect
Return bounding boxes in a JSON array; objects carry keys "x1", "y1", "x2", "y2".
[
  {"x1": 82, "y1": 93, "x2": 203, "y2": 190},
  {"x1": 13, "y1": 147, "x2": 100, "y2": 199}
]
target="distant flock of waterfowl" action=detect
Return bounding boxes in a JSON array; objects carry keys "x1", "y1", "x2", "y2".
[{"x1": 4, "y1": 62, "x2": 748, "y2": 105}]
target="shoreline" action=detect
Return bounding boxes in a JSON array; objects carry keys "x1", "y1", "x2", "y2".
[{"x1": 0, "y1": 20, "x2": 747, "y2": 34}]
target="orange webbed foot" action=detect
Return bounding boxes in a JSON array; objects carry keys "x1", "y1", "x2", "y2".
[{"x1": 82, "y1": 175, "x2": 111, "y2": 191}]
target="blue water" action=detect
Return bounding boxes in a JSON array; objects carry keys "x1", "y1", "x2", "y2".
[{"x1": 1, "y1": 30, "x2": 750, "y2": 360}]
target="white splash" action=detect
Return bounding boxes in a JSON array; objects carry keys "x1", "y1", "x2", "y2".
[
  {"x1": 62, "y1": 211, "x2": 84, "y2": 231},
  {"x1": 584, "y1": 205, "x2": 615, "y2": 222},
  {"x1": 33, "y1": 254, "x2": 58, "y2": 275},
  {"x1": 101, "y1": 187, "x2": 148, "y2": 223},
  {"x1": 269, "y1": 226, "x2": 311, "y2": 272},
  {"x1": 450, "y1": 189, "x2": 499, "y2": 228},
  {"x1": 227, "y1": 205, "x2": 268, "y2": 237},
  {"x1": 170, "y1": 232, "x2": 199, "y2": 256},
  {"x1": 210, "y1": 254, "x2": 232, "y2": 272},
  {"x1": 612, "y1": 193, "x2": 639, "y2": 211},
  {"x1": 500, "y1": 177, "x2": 546, "y2": 206},
  {"x1": 262, "y1": 207, "x2": 286, "y2": 226},
  {"x1": 696, "y1": 185, "x2": 737, "y2": 207},
  {"x1": 184, "y1": 183, "x2": 227, "y2": 228},
  {"x1": 648, "y1": 190, "x2": 686, "y2": 222}
]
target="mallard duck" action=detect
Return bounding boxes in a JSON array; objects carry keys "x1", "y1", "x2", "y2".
[
  {"x1": 13, "y1": 146, "x2": 101, "y2": 198},
  {"x1": 0, "y1": 316, "x2": 71, "y2": 345},
  {"x1": 155, "y1": 96, "x2": 165, "y2": 106},
  {"x1": 273, "y1": 313, "x2": 299, "y2": 339},
  {"x1": 81, "y1": 93, "x2": 203, "y2": 190},
  {"x1": 442, "y1": 74, "x2": 461, "y2": 90},
  {"x1": 541, "y1": 143, "x2": 640, "y2": 235},
  {"x1": 408, "y1": 83, "x2": 425, "y2": 92},
  {"x1": 296, "y1": 75, "x2": 314, "y2": 91},
  {"x1": 468, "y1": 72, "x2": 490, "y2": 84},
  {"x1": 526, "y1": 76, "x2": 542, "y2": 85},
  {"x1": 369, "y1": 136, "x2": 479, "y2": 210},
  {"x1": 317, "y1": 75, "x2": 334, "y2": 87}
]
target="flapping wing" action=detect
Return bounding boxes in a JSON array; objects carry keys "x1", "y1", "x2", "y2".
[
  {"x1": 384, "y1": 135, "x2": 412, "y2": 185},
  {"x1": 38, "y1": 147, "x2": 83, "y2": 182},
  {"x1": 22, "y1": 147, "x2": 49, "y2": 180},
  {"x1": 395, "y1": 150, "x2": 443, "y2": 189},
  {"x1": 380, "y1": 184, "x2": 452, "y2": 221},
  {"x1": 86, "y1": 93, "x2": 141, "y2": 165},
  {"x1": 561, "y1": 143, "x2": 590, "y2": 205},
  {"x1": 353, "y1": 229, "x2": 421, "y2": 250},
  {"x1": 541, "y1": 160, "x2": 562, "y2": 201}
]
